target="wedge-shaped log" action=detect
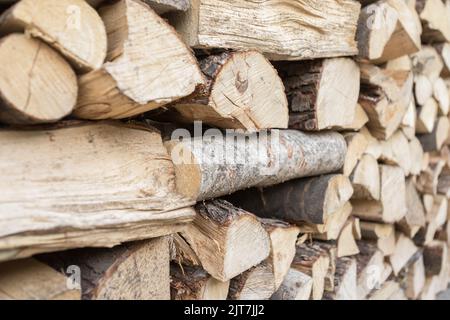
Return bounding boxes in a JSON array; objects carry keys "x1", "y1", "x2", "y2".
[
  {"x1": 379, "y1": 130, "x2": 411, "y2": 175},
  {"x1": 0, "y1": 258, "x2": 80, "y2": 300},
  {"x1": 0, "y1": 34, "x2": 77, "y2": 124},
  {"x1": 0, "y1": 122, "x2": 195, "y2": 262},
  {"x1": 323, "y1": 257, "x2": 357, "y2": 300},
  {"x1": 355, "y1": 241, "x2": 386, "y2": 299},
  {"x1": 169, "y1": 0, "x2": 360, "y2": 60},
  {"x1": 397, "y1": 178, "x2": 426, "y2": 238},
  {"x1": 228, "y1": 262, "x2": 276, "y2": 300},
  {"x1": 418, "y1": 116, "x2": 450, "y2": 152},
  {"x1": 276, "y1": 58, "x2": 359, "y2": 131},
  {"x1": 0, "y1": 0, "x2": 107, "y2": 71},
  {"x1": 389, "y1": 233, "x2": 419, "y2": 275},
  {"x1": 181, "y1": 200, "x2": 271, "y2": 282},
  {"x1": 166, "y1": 130, "x2": 347, "y2": 201},
  {"x1": 73, "y1": 0, "x2": 204, "y2": 120},
  {"x1": 350, "y1": 154, "x2": 381, "y2": 201},
  {"x1": 227, "y1": 174, "x2": 352, "y2": 225},
  {"x1": 271, "y1": 268, "x2": 313, "y2": 300},
  {"x1": 416, "y1": 0, "x2": 450, "y2": 43},
  {"x1": 169, "y1": 51, "x2": 288, "y2": 130}
]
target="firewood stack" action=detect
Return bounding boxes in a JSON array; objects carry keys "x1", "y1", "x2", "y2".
[{"x1": 0, "y1": 0, "x2": 449, "y2": 300}]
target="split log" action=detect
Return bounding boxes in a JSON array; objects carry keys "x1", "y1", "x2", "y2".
[
  {"x1": 360, "y1": 126, "x2": 382, "y2": 159},
  {"x1": 355, "y1": 242, "x2": 385, "y2": 299},
  {"x1": 351, "y1": 154, "x2": 381, "y2": 201},
  {"x1": 368, "y1": 281, "x2": 404, "y2": 300},
  {"x1": 433, "y1": 78, "x2": 450, "y2": 115},
  {"x1": 416, "y1": 98, "x2": 439, "y2": 134},
  {"x1": 180, "y1": 200, "x2": 271, "y2": 281},
  {"x1": 337, "y1": 221, "x2": 360, "y2": 258},
  {"x1": 169, "y1": 0, "x2": 361, "y2": 60},
  {"x1": 227, "y1": 174, "x2": 353, "y2": 225},
  {"x1": 88, "y1": 0, "x2": 190, "y2": 14},
  {"x1": 292, "y1": 243, "x2": 331, "y2": 300},
  {"x1": 0, "y1": 34, "x2": 77, "y2": 124},
  {"x1": 323, "y1": 257, "x2": 357, "y2": 300},
  {"x1": 416, "y1": 0, "x2": 450, "y2": 43},
  {"x1": 166, "y1": 130, "x2": 347, "y2": 201},
  {"x1": 403, "y1": 253, "x2": 426, "y2": 300},
  {"x1": 418, "y1": 117, "x2": 450, "y2": 152},
  {"x1": 271, "y1": 268, "x2": 313, "y2": 300},
  {"x1": 379, "y1": 130, "x2": 411, "y2": 175},
  {"x1": 401, "y1": 99, "x2": 417, "y2": 139},
  {"x1": 389, "y1": 233, "x2": 419, "y2": 275},
  {"x1": 39, "y1": 237, "x2": 171, "y2": 300},
  {"x1": 73, "y1": 0, "x2": 204, "y2": 120},
  {"x1": 0, "y1": 258, "x2": 80, "y2": 300},
  {"x1": 170, "y1": 264, "x2": 229, "y2": 300},
  {"x1": 228, "y1": 262, "x2": 275, "y2": 300},
  {"x1": 0, "y1": 0, "x2": 107, "y2": 72},
  {"x1": 385, "y1": 55, "x2": 413, "y2": 71},
  {"x1": 438, "y1": 166, "x2": 450, "y2": 196},
  {"x1": 356, "y1": 0, "x2": 421, "y2": 63},
  {"x1": 416, "y1": 159, "x2": 445, "y2": 194},
  {"x1": 411, "y1": 45, "x2": 444, "y2": 82},
  {"x1": 340, "y1": 104, "x2": 369, "y2": 132},
  {"x1": 409, "y1": 136, "x2": 425, "y2": 175},
  {"x1": 423, "y1": 241, "x2": 448, "y2": 277},
  {"x1": 260, "y1": 219, "x2": 300, "y2": 289},
  {"x1": 414, "y1": 75, "x2": 433, "y2": 106},
  {"x1": 0, "y1": 122, "x2": 196, "y2": 262},
  {"x1": 360, "y1": 222, "x2": 396, "y2": 257},
  {"x1": 397, "y1": 178, "x2": 426, "y2": 238},
  {"x1": 359, "y1": 64, "x2": 411, "y2": 140},
  {"x1": 420, "y1": 276, "x2": 440, "y2": 300},
  {"x1": 352, "y1": 165, "x2": 406, "y2": 223},
  {"x1": 276, "y1": 58, "x2": 359, "y2": 131},
  {"x1": 343, "y1": 132, "x2": 369, "y2": 177},
  {"x1": 169, "y1": 51, "x2": 289, "y2": 131},
  {"x1": 435, "y1": 42, "x2": 450, "y2": 77}
]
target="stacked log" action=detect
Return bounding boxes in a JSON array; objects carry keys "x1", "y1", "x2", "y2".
[{"x1": 0, "y1": 0, "x2": 449, "y2": 301}]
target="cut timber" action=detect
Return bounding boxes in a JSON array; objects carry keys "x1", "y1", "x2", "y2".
[
  {"x1": 0, "y1": 34, "x2": 77, "y2": 124},
  {"x1": 277, "y1": 58, "x2": 359, "y2": 131},
  {"x1": 356, "y1": 0, "x2": 421, "y2": 63},
  {"x1": 88, "y1": 0, "x2": 190, "y2": 14},
  {"x1": 170, "y1": 51, "x2": 288, "y2": 131},
  {"x1": 411, "y1": 46, "x2": 444, "y2": 82},
  {"x1": 228, "y1": 262, "x2": 275, "y2": 300},
  {"x1": 271, "y1": 268, "x2": 313, "y2": 300},
  {"x1": 337, "y1": 221, "x2": 360, "y2": 258},
  {"x1": 0, "y1": 122, "x2": 196, "y2": 261},
  {"x1": 0, "y1": 258, "x2": 80, "y2": 300},
  {"x1": 351, "y1": 154, "x2": 380, "y2": 201},
  {"x1": 401, "y1": 99, "x2": 416, "y2": 139},
  {"x1": 166, "y1": 130, "x2": 347, "y2": 201},
  {"x1": 379, "y1": 130, "x2": 411, "y2": 175},
  {"x1": 416, "y1": 98, "x2": 438, "y2": 134},
  {"x1": 416, "y1": 0, "x2": 450, "y2": 43},
  {"x1": 352, "y1": 165, "x2": 406, "y2": 223},
  {"x1": 438, "y1": 166, "x2": 450, "y2": 196},
  {"x1": 397, "y1": 179, "x2": 426, "y2": 238},
  {"x1": 292, "y1": 243, "x2": 330, "y2": 300},
  {"x1": 418, "y1": 117, "x2": 450, "y2": 152},
  {"x1": 260, "y1": 219, "x2": 300, "y2": 289},
  {"x1": 305, "y1": 203, "x2": 353, "y2": 241},
  {"x1": 360, "y1": 126, "x2": 382, "y2": 159},
  {"x1": 355, "y1": 242, "x2": 385, "y2": 299},
  {"x1": 420, "y1": 276, "x2": 440, "y2": 300},
  {"x1": 416, "y1": 159, "x2": 445, "y2": 194},
  {"x1": 389, "y1": 233, "x2": 419, "y2": 275},
  {"x1": 385, "y1": 55, "x2": 413, "y2": 71},
  {"x1": 368, "y1": 281, "x2": 403, "y2": 300},
  {"x1": 227, "y1": 174, "x2": 353, "y2": 225},
  {"x1": 341, "y1": 103, "x2": 369, "y2": 131},
  {"x1": 73, "y1": 0, "x2": 204, "y2": 120},
  {"x1": 414, "y1": 75, "x2": 433, "y2": 106},
  {"x1": 0, "y1": 0, "x2": 106, "y2": 71},
  {"x1": 170, "y1": 264, "x2": 229, "y2": 300},
  {"x1": 343, "y1": 132, "x2": 368, "y2": 177},
  {"x1": 360, "y1": 222, "x2": 396, "y2": 256},
  {"x1": 323, "y1": 258, "x2": 357, "y2": 300},
  {"x1": 40, "y1": 237, "x2": 170, "y2": 300},
  {"x1": 403, "y1": 254, "x2": 426, "y2": 300},
  {"x1": 359, "y1": 64, "x2": 411, "y2": 140},
  {"x1": 181, "y1": 200, "x2": 270, "y2": 282},
  {"x1": 409, "y1": 137, "x2": 425, "y2": 175},
  {"x1": 435, "y1": 42, "x2": 450, "y2": 77},
  {"x1": 433, "y1": 78, "x2": 450, "y2": 115},
  {"x1": 423, "y1": 241, "x2": 448, "y2": 277},
  {"x1": 169, "y1": 0, "x2": 360, "y2": 60}
]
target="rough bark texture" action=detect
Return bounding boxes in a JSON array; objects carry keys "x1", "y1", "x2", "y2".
[
  {"x1": 271, "y1": 268, "x2": 313, "y2": 300},
  {"x1": 166, "y1": 130, "x2": 347, "y2": 201},
  {"x1": 228, "y1": 262, "x2": 276, "y2": 300}
]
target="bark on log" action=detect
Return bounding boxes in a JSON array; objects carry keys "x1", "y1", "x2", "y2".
[
  {"x1": 423, "y1": 240, "x2": 448, "y2": 277},
  {"x1": 276, "y1": 58, "x2": 359, "y2": 131},
  {"x1": 73, "y1": 0, "x2": 204, "y2": 120},
  {"x1": 166, "y1": 130, "x2": 347, "y2": 201},
  {"x1": 180, "y1": 200, "x2": 271, "y2": 281},
  {"x1": 270, "y1": 268, "x2": 313, "y2": 300},
  {"x1": 228, "y1": 262, "x2": 276, "y2": 300},
  {"x1": 323, "y1": 257, "x2": 357, "y2": 300},
  {"x1": 0, "y1": 122, "x2": 195, "y2": 261},
  {"x1": 0, "y1": 0, "x2": 107, "y2": 72},
  {"x1": 0, "y1": 258, "x2": 80, "y2": 300},
  {"x1": 0, "y1": 34, "x2": 77, "y2": 124},
  {"x1": 168, "y1": 0, "x2": 360, "y2": 60},
  {"x1": 227, "y1": 174, "x2": 352, "y2": 225},
  {"x1": 168, "y1": 51, "x2": 288, "y2": 131}
]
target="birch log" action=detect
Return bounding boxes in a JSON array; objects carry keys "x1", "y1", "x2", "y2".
[
  {"x1": 166, "y1": 130, "x2": 347, "y2": 201},
  {"x1": 73, "y1": 0, "x2": 204, "y2": 120},
  {"x1": 0, "y1": 122, "x2": 195, "y2": 262},
  {"x1": 169, "y1": 0, "x2": 360, "y2": 60}
]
